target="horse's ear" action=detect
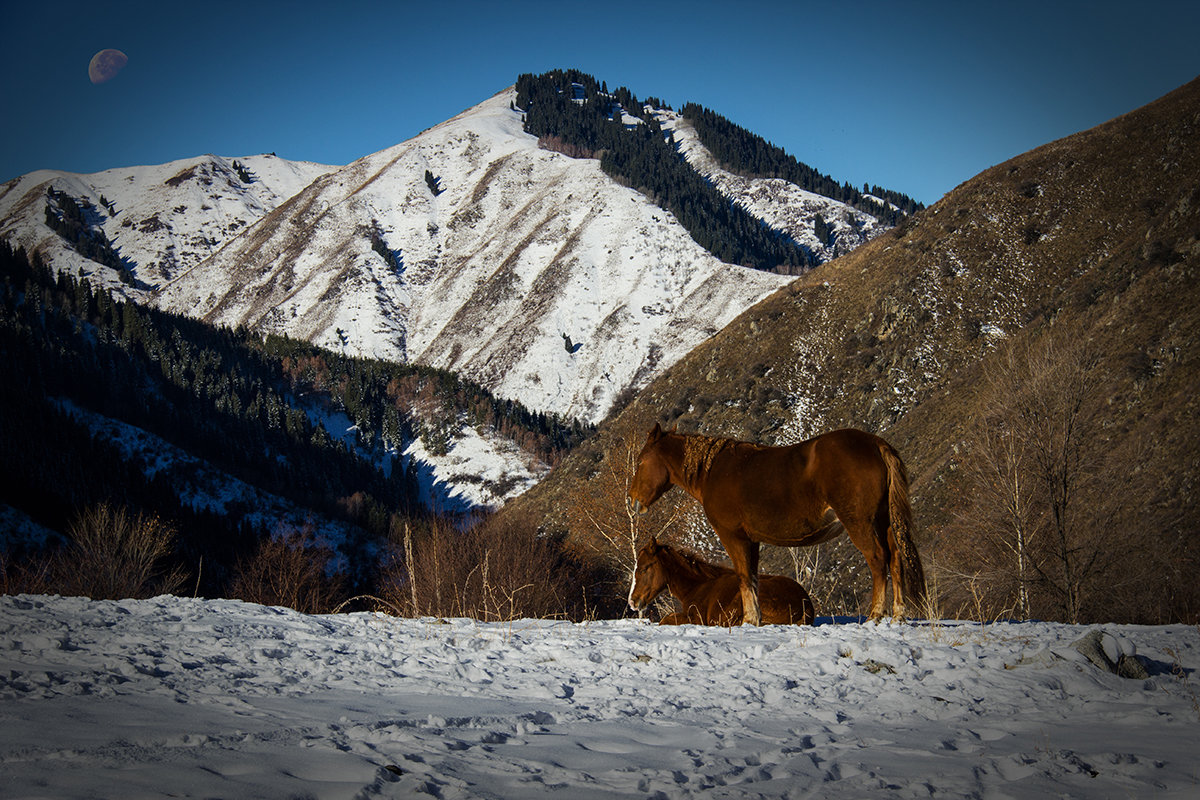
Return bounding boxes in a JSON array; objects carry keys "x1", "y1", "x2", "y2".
[
  {"x1": 647, "y1": 535, "x2": 659, "y2": 551},
  {"x1": 649, "y1": 422, "x2": 664, "y2": 440}
]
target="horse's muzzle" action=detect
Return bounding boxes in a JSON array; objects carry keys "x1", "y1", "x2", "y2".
[{"x1": 627, "y1": 497, "x2": 647, "y2": 516}]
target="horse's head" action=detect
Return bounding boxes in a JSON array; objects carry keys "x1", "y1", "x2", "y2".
[
  {"x1": 628, "y1": 423, "x2": 671, "y2": 516},
  {"x1": 628, "y1": 536, "x2": 668, "y2": 611}
]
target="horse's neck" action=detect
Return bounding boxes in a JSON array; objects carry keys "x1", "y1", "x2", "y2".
[
  {"x1": 663, "y1": 434, "x2": 719, "y2": 499},
  {"x1": 661, "y1": 548, "x2": 714, "y2": 601}
]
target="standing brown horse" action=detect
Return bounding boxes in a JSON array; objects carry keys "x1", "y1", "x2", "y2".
[
  {"x1": 628, "y1": 536, "x2": 815, "y2": 626},
  {"x1": 628, "y1": 424, "x2": 925, "y2": 624}
]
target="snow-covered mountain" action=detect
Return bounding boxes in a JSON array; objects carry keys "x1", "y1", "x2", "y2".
[
  {"x1": 150, "y1": 88, "x2": 796, "y2": 424},
  {"x1": 1, "y1": 85, "x2": 894, "y2": 426},
  {"x1": 0, "y1": 153, "x2": 335, "y2": 294}
]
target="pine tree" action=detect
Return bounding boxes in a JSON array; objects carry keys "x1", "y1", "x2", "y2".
[
  {"x1": 424, "y1": 169, "x2": 443, "y2": 196},
  {"x1": 232, "y1": 161, "x2": 253, "y2": 183}
]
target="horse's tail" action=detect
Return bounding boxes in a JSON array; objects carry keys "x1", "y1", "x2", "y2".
[{"x1": 880, "y1": 443, "x2": 927, "y2": 614}]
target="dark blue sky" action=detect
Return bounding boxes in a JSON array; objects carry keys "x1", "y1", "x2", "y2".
[{"x1": 3, "y1": 0, "x2": 1197, "y2": 205}]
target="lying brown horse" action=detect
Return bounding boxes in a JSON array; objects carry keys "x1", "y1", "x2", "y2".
[
  {"x1": 628, "y1": 424, "x2": 926, "y2": 624},
  {"x1": 628, "y1": 536, "x2": 815, "y2": 626}
]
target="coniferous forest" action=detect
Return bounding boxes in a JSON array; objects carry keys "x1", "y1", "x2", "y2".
[
  {"x1": 517, "y1": 70, "x2": 811, "y2": 272},
  {"x1": 679, "y1": 103, "x2": 924, "y2": 224},
  {"x1": 0, "y1": 242, "x2": 592, "y2": 599},
  {"x1": 515, "y1": 69, "x2": 922, "y2": 270}
]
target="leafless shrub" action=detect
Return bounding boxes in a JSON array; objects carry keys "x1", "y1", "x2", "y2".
[
  {"x1": 765, "y1": 538, "x2": 871, "y2": 619},
  {"x1": 561, "y1": 433, "x2": 713, "y2": 618},
  {"x1": 50, "y1": 503, "x2": 185, "y2": 600},
  {"x1": 778, "y1": 544, "x2": 838, "y2": 618},
  {"x1": 375, "y1": 510, "x2": 597, "y2": 621},
  {"x1": 226, "y1": 525, "x2": 346, "y2": 614},
  {"x1": 573, "y1": 436, "x2": 681, "y2": 578},
  {"x1": 0, "y1": 550, "x2": 55, "y2": 596}
]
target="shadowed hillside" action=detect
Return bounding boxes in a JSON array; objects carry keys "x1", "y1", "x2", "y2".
[{"x1": 506, "y1": 77, "x2": 1200, "y2": 624}]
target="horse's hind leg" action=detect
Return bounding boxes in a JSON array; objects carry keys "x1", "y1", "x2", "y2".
[
  {"x1": 844, "y1": 518, "x2": 889, "y2": 623},
  {"x1": 723, "y1": 534, "x2": 761, "y2": 626},
  {"x1": 888, "y1": 530, "x2": 909, "y2": 621},
  {"x1": 740, "y1": 575, "x2": 761, "y2": 626}
]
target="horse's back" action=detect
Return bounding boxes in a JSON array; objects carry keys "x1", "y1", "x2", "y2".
[
  {"x1": 790, "y1": 428, "x2": 893, "y2": 511},
  {"x1": 707, "y1": 432, "x2": 885, "y2": 543},
  {"x1": 687, "y1": 573, "x2": 814, "y2": 626},
  {"x1": 758, "y1": 574, "x2": 815, "y2": 625},
  {"x1": 721, "y1": 429, "x2": 888, "y2": 494},
  {"x1": 807, "y1": 428, "x2": 892, "y2": 474}
]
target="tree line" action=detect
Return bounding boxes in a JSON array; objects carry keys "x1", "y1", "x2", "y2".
[
  {"x1": 516, "y1": 69, "x2": 812, "y2": 272},
  {"x1": 514, "y1": 70, "x2": 927, "y2": 270},
  {"x1": 0, "y1": 241, "x2": 591, "y2": 596},
  {"x1": 679, "y1": 103, "x2": 924, "y2": 224}
]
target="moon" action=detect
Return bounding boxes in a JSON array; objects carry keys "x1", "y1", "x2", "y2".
[{"x1": 88, "y1": 49, "x2": 128, "y2": 84}]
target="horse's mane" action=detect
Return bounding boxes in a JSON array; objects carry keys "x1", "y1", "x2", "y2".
[
  {"x1": 680, "y1": 434, "x2": 734, "y2": 485},
  {"x1": 660, "y1": 542, "x2": 731, "y2": 581}
]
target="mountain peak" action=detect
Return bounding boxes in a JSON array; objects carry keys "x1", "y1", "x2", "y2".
[
  {"x1": 150, "y1": 88, "x2": 796, "y2": 424},
  {"x1": 2, "y1": 76, "x2": 915, "y2": 426}
]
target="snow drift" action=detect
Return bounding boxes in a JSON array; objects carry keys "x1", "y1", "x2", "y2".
[{"x1": 3, "y1": 594, "x2": 1198, "y2": 798}]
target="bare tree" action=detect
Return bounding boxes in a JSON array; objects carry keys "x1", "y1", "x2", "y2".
[
  {"x1": 1014, "y1": 332, "x2": 1110, "y2": 622},
  {"x1": 226, "y1": 524, "x2": 346, "y2": 614},
  {"x1": 570, "y1": 436, "x2": 681, "y2": 585},
  {"x1": 953, "y1": 328, "x2": 1121, "y2": 623},
  {"x1": 955, "y1": 400, "x2": 1039, "y2": 618},
  {"x1": 374, "y1": 510, "x2": 594, "y2": 621}
]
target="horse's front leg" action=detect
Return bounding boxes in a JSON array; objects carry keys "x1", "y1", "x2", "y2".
[
  {"x1": 741, "y1": 574, "x2": 761, "y2": 626},
  {"x1": 724, "y1": 535, "x2": 762, "y2": 626}
]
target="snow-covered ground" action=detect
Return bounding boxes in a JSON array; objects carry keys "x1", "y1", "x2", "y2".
[{"x1": 3, "y1": 594, "x2": 1198, "y2": 799}]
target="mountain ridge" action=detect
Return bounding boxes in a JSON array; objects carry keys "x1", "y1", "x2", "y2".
[{"x1": 0, "y1": 153, "x2": 336, "y2": 294}]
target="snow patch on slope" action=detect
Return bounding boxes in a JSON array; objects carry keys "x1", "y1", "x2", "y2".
[
  {"x1": 657, "y1": 109, "x2": 888, "y2": 262},
  {"x1": 404, "y1": 428, "x2": 548, "y2": 514},
  {"x1": 54, "y1": 398, "x2": 358, "y2": 553}
]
